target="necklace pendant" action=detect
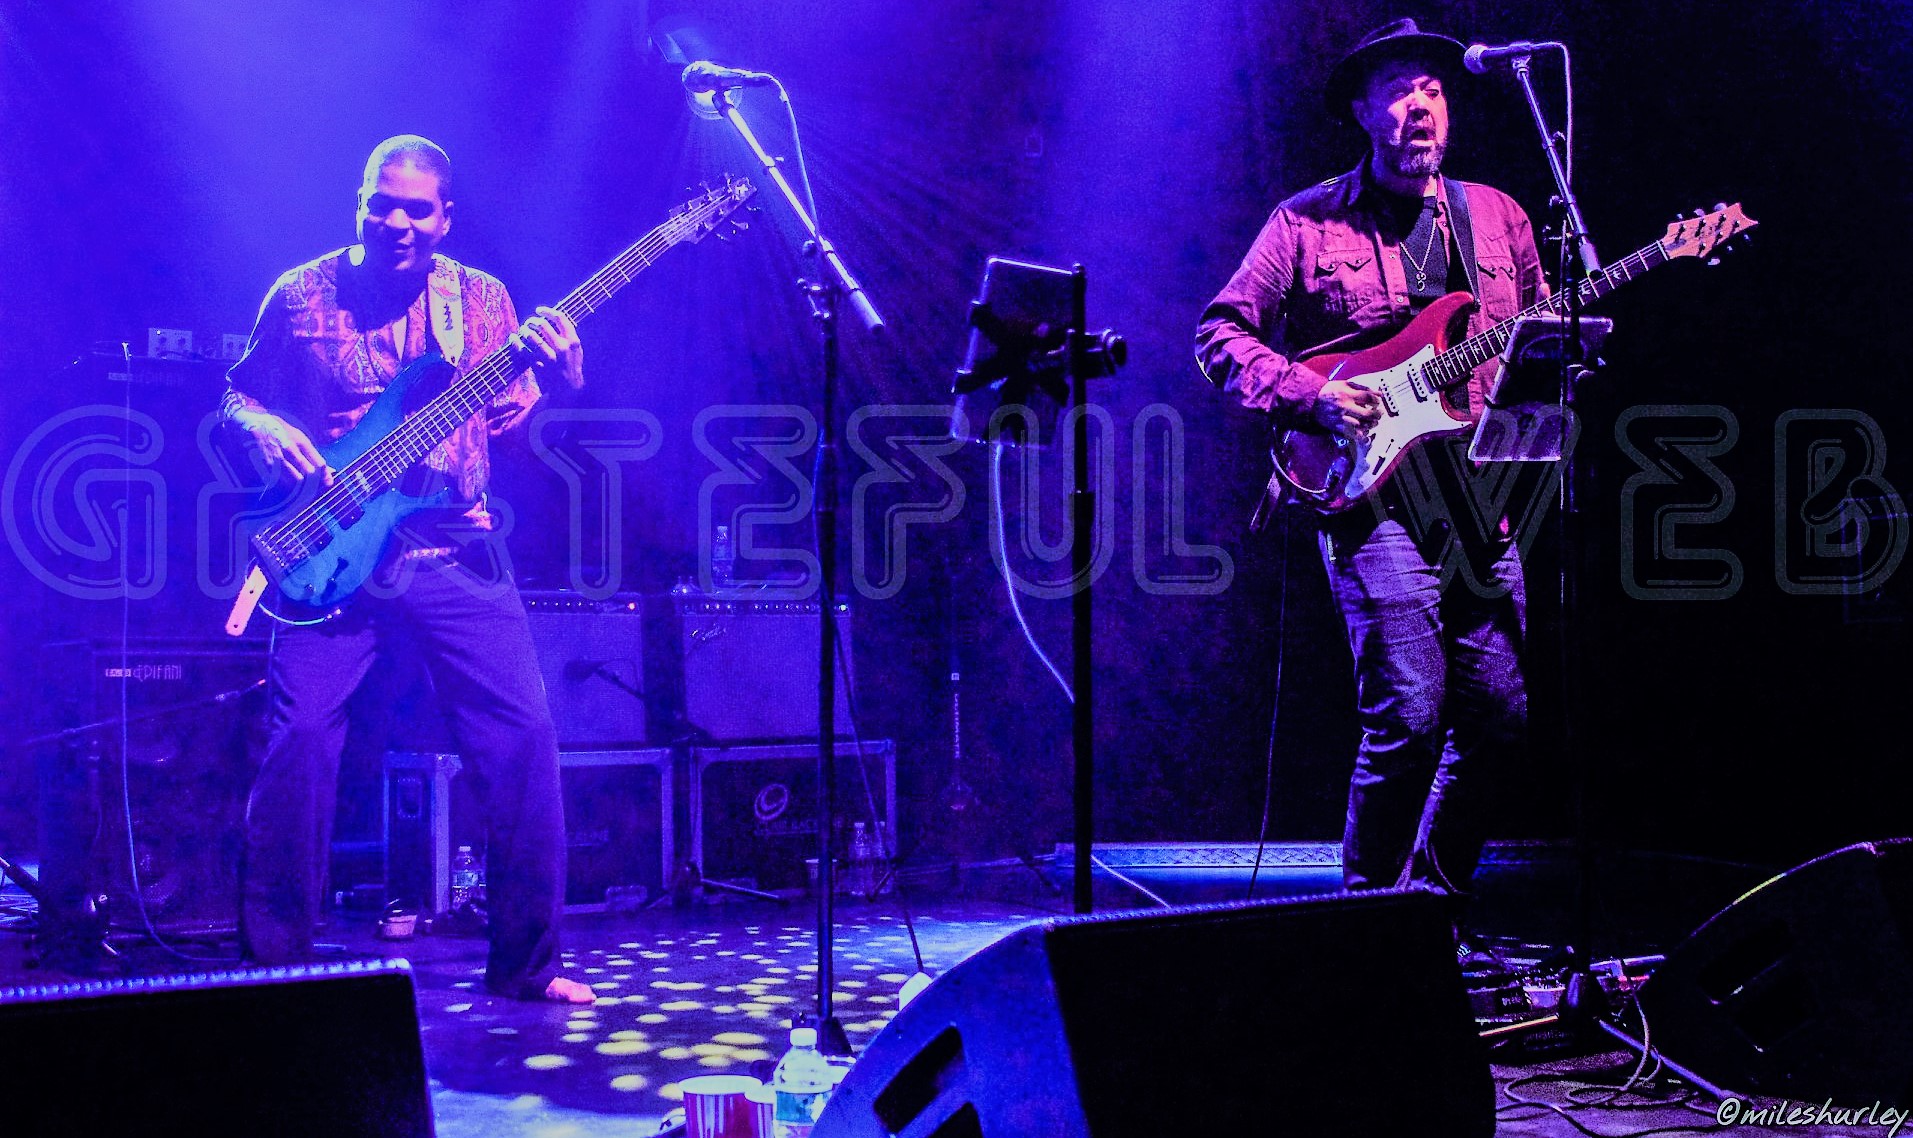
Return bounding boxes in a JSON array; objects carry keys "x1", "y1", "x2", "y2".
[{"x1": 1414, "y1": 271, "x2": 1427, "y2": 289}]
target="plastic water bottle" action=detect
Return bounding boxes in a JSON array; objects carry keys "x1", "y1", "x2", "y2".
[
  {"x1": 711, "y1": 523, "x2": 736, "y2": 589},
  {"x1": 450, "y1": 845, "x2": 479, "y2": 911},
  {"x1": 771, "y1": 1026, "x2": 832, "y2": 1137},
  {"x1": 848, "y1": 822, "x2": 873, "y2": 898}
]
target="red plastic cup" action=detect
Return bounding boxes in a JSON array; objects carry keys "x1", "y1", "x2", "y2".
[
  {"x1": 745, "y1": 1082, "x2": 776, "y2": 1138},
  {"x1": 680, "y1": 1074, "x2": 763, "y2": 1138}
]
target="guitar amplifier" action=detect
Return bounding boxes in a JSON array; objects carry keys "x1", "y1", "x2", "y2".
[
  {"x1": 385, "y1": 748, "x2": 673, "y2": 915},
  {"x1": 35, "y1": 637, "x2": 268, "y2": 929},
  {"x1": 677, "y1": 593, "x2": 854, "y2": 742},
  {"x1": 690, "y1": 740, "x2": 895, "y2": 892},
  {"x1": 522, "y1": 591, "x2": 660, "y2": 746}
]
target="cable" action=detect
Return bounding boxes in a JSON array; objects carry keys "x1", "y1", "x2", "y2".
[
  {"x1": 772, "y1": 78, "x2": 822, "y2": 234},
  {"x1": 796, "y1": 391, "x2": 925, "y2": 976},
  {"x1": 1087, "y1": 854, "x2": 1172, "y2": 909},
  {"x1": 989, "y1": 440, "x2": 1074, "y2": 703},
  {"x1": 1246, "y1": 507, "x2": 1290, "y2": 900},
  {"x1": 109, "y1": 344, "x2": 229, "y2": 965},
  {"x1": 1561, "y1": 45, "x2": 1574, "y2": 188},
  {"x1": 1494, "y1": 995, "x2": 1726, "y2": 1138},
  {"x1": 829, "y1": 617, "x2": 927, "y2": 976}
]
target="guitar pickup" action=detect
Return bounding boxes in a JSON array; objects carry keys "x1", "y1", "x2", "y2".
[{"x1": 319, "y1": 500, "x2": 366, "y2": 528}]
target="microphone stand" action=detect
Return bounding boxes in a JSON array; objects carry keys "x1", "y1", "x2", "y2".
[
  {"x1": 1508, "y1": 50, "x2": 1604, "y2": 1029},
  {"x1": 711, "y1": 85, "x2": 884, "y2": 1057}
]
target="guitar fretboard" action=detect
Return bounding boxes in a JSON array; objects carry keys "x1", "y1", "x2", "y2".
[
  {"x1": 1421, "y1": 237, "x2": 1669, "y2": 391},
  {"x1": 357, "y1": 201, "x2": 729, "y2": 480},
  {"x1": 262, "y1": 183, "x2": 748, "y2": 560}
]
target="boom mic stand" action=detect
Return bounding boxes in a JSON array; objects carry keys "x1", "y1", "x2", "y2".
[
  {"x1": 1506, "y1": 45, "x2": 1609, "y2": 1037},
  {"x1": 709, "y1": 83, "x2": 884, "y2": 1057}
]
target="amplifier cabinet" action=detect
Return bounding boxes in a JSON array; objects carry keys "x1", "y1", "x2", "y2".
[
  {"x1": 690, "y1": 740, "x2": 895, "y2": 892},
  {"x1": 677, "y1": 594, "x2": 854, "y2": 742},
  {"x1": 36, "y1": 637, "x2": 267, "y2": 929},
  {"x1": 522, "y1": 591, "x2": 659, "y2": 746},
  {"x1": 385, "y1": 748, "x2": 673, "y2": 915}
]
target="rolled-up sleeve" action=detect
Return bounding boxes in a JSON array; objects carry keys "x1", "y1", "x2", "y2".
[{"x1": 1195, "y1": 206, "x2": 1328, "y2": 423}]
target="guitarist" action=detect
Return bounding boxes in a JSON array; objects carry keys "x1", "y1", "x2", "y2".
[
  {"x1": 1195, "y1": 22, "x2": 1547, "y2": 910},
  {"x1": 220, "y1": 135, "x2": 593, "y2": 1003}
]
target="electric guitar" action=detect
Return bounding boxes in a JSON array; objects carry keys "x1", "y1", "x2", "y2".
[
  {"x1": 224, "y1": 177, "x2": 756, "y2": 635},
  {"x1": 1267, "y1": 202, "x2": 1756, "y2": 514}
]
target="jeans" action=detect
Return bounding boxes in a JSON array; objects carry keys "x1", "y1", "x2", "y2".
[
  {"x1": 1320, "y1": 514, "x2": 1527, "y2": 896},
  {"x1": 241, "y1": 554, "x2": 565, "y2": 998}
]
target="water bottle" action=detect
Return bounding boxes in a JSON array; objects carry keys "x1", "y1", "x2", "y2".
[
  {"x1": 711, "y1": 523, "x2": 736, "y2": 589},
  {"x1": 770, "y1": 1026, "x2": 832, "y2": 1137},
  {"x1": 848, "y1": 822, "x2": 873, "y2": 898},
  {"x1": 450, "y1": 845, "x2": 479, "y2": 911}
]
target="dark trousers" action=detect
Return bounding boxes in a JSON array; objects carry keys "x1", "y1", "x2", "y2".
[
  {"x1": 241, "y1": 556, "x2": 565, "y2": 998},
  {"x1": 1320, "y1": 516, "x2": 1527, "y2": 896}
]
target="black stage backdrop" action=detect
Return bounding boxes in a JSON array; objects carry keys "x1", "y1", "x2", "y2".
[{"x1": 1, "y1": 1, "x2": 1905, "y2": 876}]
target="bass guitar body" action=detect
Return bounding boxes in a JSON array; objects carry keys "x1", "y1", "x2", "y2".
[{"x1": 244, "y1": 352, "x2": 457, "y2": 625}]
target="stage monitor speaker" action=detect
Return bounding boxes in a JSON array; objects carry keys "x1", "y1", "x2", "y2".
[
  {"x1": 523, "y1": 591, "x2": 656, "y2": 746},
  {"x1": 1639, "y1": 838, "x2": 1913, "y2": 1106},
  {"x1": 0, "y1": 959, "x2": 434, "y2": 1137},
  {"x1": 679, "y1": 594, "x2": 852, "y2": 741},
  {"x1": 814, "y1": 888, "x2": 1494, "y2": 1138}
]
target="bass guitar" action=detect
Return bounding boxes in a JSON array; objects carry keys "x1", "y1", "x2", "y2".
[
  {"x1": 1268, "y1": 202, "x2": 1755, "y2": 514},
  {"x1": 224, "y1": 177, "x2": 756, "y2": 634}
]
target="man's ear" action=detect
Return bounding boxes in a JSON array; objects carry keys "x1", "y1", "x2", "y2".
[{"x1": 441, "y1": 199, "x2": 454, "y2": 238}]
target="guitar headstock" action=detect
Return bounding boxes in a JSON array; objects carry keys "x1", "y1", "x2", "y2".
[
  {"x1": 672, "y1": 175, "x2": 758, "y2": 243},
  {"x1": 1660, "y1": 202, "x2": 1757, "y2": 265}
]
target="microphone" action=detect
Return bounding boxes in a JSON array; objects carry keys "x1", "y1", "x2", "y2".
[
  {"x1": 681, "y1": 61, "x2": 776, "y2": 94},
  {"x1": 1462, "y1": 40, "x2": 1563, "y2": 73}
]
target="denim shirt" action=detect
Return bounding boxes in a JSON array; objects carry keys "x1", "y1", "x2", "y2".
[{"x1": 1196, "y1": 165, "x2": 1547, "y2": 428}]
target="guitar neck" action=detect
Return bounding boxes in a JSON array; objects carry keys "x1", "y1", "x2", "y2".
[
  {"x1": 360, "y1": 204, "x2": 718, "y2": 473},
  {"x1": 1425, "y1": 236, "x2": 1671, "y2": 388}
]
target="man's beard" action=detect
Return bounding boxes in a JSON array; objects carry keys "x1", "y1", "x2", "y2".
[{"x1": 1379, "y1": 135, "x2": 1446, "y2": 179}]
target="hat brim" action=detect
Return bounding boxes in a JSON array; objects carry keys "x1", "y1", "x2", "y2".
[{"x1": 1325, "y1": 32, "x2": 1465, "y2": 121}]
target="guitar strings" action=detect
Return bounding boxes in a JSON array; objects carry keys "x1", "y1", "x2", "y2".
[
  {"x1": 1420, "y1": 239, "x2": 1665, "y2": 394},
  {"x1": 262, "y1": 191, "x2": 741, "y2": 559}
]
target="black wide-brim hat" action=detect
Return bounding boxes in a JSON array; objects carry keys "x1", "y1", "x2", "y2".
[{"x1": 1325, "y1": 17, "x2": 1465, "y2": 120}]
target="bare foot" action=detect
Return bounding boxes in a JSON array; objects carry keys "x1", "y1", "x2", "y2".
[{"x1": 543, "y1": 976, "x2": 596, "y2": 1004}]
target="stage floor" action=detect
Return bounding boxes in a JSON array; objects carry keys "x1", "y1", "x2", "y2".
[{"x1": 0, "y1": 848, "x2": 1850, "y2": 1136}]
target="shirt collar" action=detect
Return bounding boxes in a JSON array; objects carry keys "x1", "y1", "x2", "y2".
[{"x1": 1351, "y1": 158, "x2": 1445, "y2": 215}]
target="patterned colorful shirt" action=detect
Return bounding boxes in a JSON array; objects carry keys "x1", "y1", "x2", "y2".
[{"x1": 221, "y1": 248, "x2": 540, "y2": 533}]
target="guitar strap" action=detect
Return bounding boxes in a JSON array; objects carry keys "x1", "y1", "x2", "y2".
[
  {"x1": 426, "y1": 256, "x2": 465, "y2": 367},
  {"x1": 1444, "y1": 178, "x2": 1482, "y2": 300}
]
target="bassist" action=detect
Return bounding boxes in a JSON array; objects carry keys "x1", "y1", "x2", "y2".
[
  {"x1": 220, "y1": 134, "x2": 593, "y2": 1003},
  {"x1": 1195, "y1": 21, "x2": 1544, "y2": 911}
]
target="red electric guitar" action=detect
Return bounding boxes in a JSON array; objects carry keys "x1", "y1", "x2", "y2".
[{"x1": 1266, "y1": 202, "x2": 1756, "y2": 514}]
